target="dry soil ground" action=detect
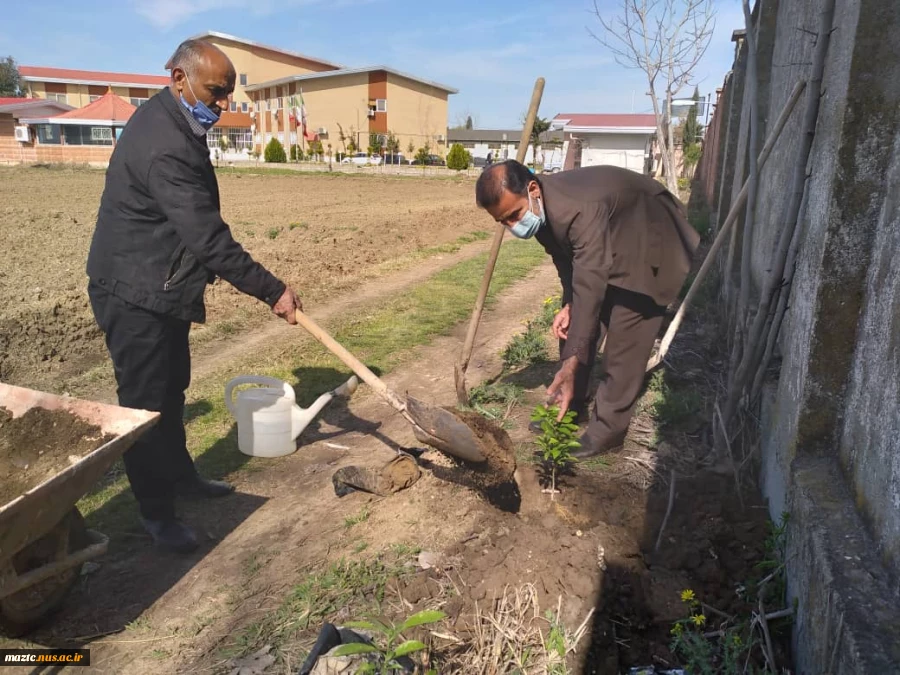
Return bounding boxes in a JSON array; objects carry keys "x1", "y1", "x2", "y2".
[
  {"x1": 0, "y1": 166, "x2": 491, "y2": 392},
  {"x1": 0, "y1": 169, "x2": 786, "y2": 673}
]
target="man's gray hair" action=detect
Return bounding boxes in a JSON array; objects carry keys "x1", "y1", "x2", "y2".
[{"x1": 165, "y1": 39, "x2": 208, "y2": 73}]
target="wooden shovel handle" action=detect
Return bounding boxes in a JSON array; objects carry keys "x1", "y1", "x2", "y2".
[
  {"x1": 293, "y1": 310, "x2": 409, "y2": 415},
  {"x1": 454, "y1": 77, "x2": 545, "y2": 405}
]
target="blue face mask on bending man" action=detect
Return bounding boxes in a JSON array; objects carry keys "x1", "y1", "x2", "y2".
[
  {"x1": 509, "y1": 192, "x2": 546, "y2": 239},
  {"x1": 180, "y1": 75, "x2": 220, "y2": 130}
]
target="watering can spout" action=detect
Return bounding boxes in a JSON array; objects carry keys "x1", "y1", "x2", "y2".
[{"x1": 291, "y1": 376, "x2": 359, "y2": 440}]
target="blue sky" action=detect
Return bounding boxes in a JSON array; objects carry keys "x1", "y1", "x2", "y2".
[{"x1": 1, "y1": 0, "x2": 744, "y2": 128}]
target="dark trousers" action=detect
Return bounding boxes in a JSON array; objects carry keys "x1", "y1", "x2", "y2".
[
  {"x1": 560, "y1": 286, "x2": 666, "y2": 451},
  {"x1": 88, "y1": 282, "x2": 198, "y2": 521}
]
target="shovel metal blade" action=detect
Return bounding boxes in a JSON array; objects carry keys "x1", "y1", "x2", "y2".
[{"x1": 406, "y1": 396, "x2": 487, "y2": 464}]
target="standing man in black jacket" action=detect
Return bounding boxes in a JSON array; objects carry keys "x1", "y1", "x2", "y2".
[{"x1": 86, "y1": 39, "x2": 301, "y2": 553}]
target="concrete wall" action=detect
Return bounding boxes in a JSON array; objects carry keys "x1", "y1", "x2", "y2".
[
  {"x1": 701, "y1": 0, "x2": 900, "y2": 671},
  {"x1": 575, "y1": 133, "x2": 650, "y2": 172}
]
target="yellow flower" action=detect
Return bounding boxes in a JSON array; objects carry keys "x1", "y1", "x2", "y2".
[
  {"x1": 670, "y1": 623, "x2": 684, "y2": 637},
  {"x1": 680, "y1": 589, "x2": 696, "y2": 603},
  {"x1": 691, "y1": 614, "x2": 707, "y2": 627}
]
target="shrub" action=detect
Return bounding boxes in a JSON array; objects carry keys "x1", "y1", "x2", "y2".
[
  {"x1": 290, "y1": 144, "x2": 305, "y2": 161},
  {"x1": 446, "y1": 143, "x2": 470, "y2": 171},
  {"x1": 264, "y1": 137, "x2": 287, "y2": 163},
  {"x1": 414, "y1": 147, "x2": 430, "y2": 165}
]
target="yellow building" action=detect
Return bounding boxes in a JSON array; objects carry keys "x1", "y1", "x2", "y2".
[
  {"x1": 18, "y1": 66, "x2": 168, "y2": 108},
  {"x1": 19, "y1": 31, "x2": 457, "y2": 160},
  {"x1": 245, "y1": 66, "x2": 456, "y2": 158}
]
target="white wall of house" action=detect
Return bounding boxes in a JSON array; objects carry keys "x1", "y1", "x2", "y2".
[
  {"x1": 454, "y1": 141, "x2": 537, "y2": 163},
  {"x1": 563, "y1": 132, "x2": 652, "y2": 173}
]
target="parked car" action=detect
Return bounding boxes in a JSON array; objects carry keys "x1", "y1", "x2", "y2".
[
  {"x1": 340, "y1": 152, "x2": 382, "y2": 166},
  {"x1": 412, "y1": 154, "x2": 445, "y2": 166},
  {"x1": 382, "y1": 153, "x2": 408, "y2": 165}
]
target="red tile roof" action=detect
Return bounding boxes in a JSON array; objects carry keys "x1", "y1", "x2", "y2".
[
  {"x1": 18, "y1": 66, "x2": 168, "y2": 87},
  {"x1": 554, "y1": 113, "x2": 658, "y2": 128},
  {"x1": 215, "y1": 110, "x2": 253, "y2": 128},
  {"x1": 54, "y1": 90, "x2": 136, "y2": 122},
  {"x1": 0, "y1": 97, "x2": 36, "y2": 105}
]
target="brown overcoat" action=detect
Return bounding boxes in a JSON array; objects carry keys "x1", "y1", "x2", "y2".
[{"x1": 535, "y1": 165, "x2": 700, "y2": 365}]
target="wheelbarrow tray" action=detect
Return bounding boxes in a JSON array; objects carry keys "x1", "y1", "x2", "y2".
[{"x1": 0, "y1": 383, "x2": 159, "y2": 572}]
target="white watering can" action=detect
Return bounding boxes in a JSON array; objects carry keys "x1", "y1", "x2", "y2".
[{"x1": 224, "y1": 375, "x2": 358, "y2": 458}]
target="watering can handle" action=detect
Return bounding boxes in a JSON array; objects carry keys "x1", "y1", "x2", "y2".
[
  {"x1": 293, "y1": 310, "x2": 409, "y2": 416},
  {"x1": 224, "y1": 376, "x2": 294, "y2": 417}
]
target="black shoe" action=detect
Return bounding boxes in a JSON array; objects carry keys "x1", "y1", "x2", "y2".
[
  {"x1": 175, "y1": 476, "x2": 235, "y2": 499},
  {"x1": 140, "y1": 517, "x2": 198, "y2": 553},
  {"x1": 571, "y1": 432, "x2": 626, "y2": 459}
]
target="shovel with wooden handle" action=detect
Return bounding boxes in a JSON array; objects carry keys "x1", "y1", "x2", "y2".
[
  {"x1": 454, "y1": 77, "x2": 546, "y2": 406},
  {"x1": 294, "y1": 310, "x2": 492, "y2": 464}
]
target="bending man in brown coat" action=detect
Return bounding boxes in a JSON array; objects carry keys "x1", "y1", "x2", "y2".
[{"x1": 475, "y1": 161, "x2": 699, "y2": 457}]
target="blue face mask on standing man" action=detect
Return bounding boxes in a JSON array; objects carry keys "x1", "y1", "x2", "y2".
[
  {"x1": 509, "y1": 193, "x2": 546, "y2": 239},
  {"x1": 180, "y1": 75, "x2": 220, "y2": 130}
]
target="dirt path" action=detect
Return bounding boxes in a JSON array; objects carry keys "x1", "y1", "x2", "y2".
[
  {"x1": 19, "y1": 263, "x2": 559, "y2": 673},
  {"x1": 15, "y1": 254, "x2": 779, "y2": 673}
]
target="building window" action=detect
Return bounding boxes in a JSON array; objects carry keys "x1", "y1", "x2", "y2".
[
  {"x1": 230, "y1": 101, "x2": 237, "y2": 112},
  {"x1": 241, "y1": 102, "x2": 248, "y2": 113},
  {"x1": 62, "y1": 125, "x2": 114, "y2": 146},
  {"x1": 376, "y1": 99, "x2": 387, "y2": 113},
  {"x1": 207, "y1": 127, "x2": 223, "y2": 149},
  {"x1": 46, "y1": 93, "x2": 68, "y2": 104},
  {"x1": 91, "y1": 127, "x2": 113, "y2": 142},
  {"x1": 240, "y1": 73, "x2": 248, "y2": 86},
  {"x1": 227, "y1": 127, "x2": 252, "y2": 151},
  {"x1": 130, "y1": 97, "x2": 149, "y2": 107},
  {"x1": 272, "y1": 98, "x2": 280, "y2": 110},
  {"x1": 89, "y1": 95, "x2": 101, "y2": 103},
  {"x1": 37, "y1": 124, "x2": 61, "y2": 145}
]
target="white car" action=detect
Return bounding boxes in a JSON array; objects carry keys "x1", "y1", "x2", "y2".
[{"x1": 340, "y1": 152, "x2": 382, "y2": 166}]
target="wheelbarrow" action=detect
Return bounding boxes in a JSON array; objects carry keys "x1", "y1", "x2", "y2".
[{"x1": 0, "y1": 382, "x2": 159, "y2": 636}]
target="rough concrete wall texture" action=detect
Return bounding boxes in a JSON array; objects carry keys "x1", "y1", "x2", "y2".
[
  {"x1": 759, "y1": 0, "x2": 855, "y2": 516},
  {"x1": 705, "y1": 0, "x2": 900, "y2": 671},
  {"x1": 839, "y1": 130, "x2": 900, "y2": 578}
]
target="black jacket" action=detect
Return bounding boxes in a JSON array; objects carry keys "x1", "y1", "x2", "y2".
[{"x1": 87, "y1": 88, "x2": 284, "y2": 323}]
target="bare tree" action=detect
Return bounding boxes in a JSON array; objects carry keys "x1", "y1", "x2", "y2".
[{"x1": 589, "y1": 0, "x2": 715, "y2": 196}]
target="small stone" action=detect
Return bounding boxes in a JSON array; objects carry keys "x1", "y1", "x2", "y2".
[
  {"x1": 575, "y1": 530, "x2": 583, "y2": 537},
  {"x1": 418, "y1": 551, "x2": 444, "y2": 570}
]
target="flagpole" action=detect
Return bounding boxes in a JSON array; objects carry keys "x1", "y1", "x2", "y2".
[{"x1": 300, "y1": 88, "x2": 306, "y2": 160}]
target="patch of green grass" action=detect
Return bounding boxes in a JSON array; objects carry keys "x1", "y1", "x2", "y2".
[
  {"x1": 266, "y1": 227, "x2": 282, "y2": 240},
  {"x1": 353, "y1": 540, "x2": 369, "y2": 554},
  {"x1": 289, "y1": 221, "x2": 309, "y2": 231},
  {"x1": 464, "y1": 381, "x2": 525, "y2": 428},
  {"x1": 243, "y1": 549, "x2": 268, "y2": 578},
  {"x1": 219, "y1": 556, "x2": 406, "y2": 659},
  {"x1": 125, "y1": 616, "x2": 151, "y2": 633},
  {"x1": 500, "y1": 295, "x2": 560, "y2": 370},
  {"x1": 78, "y1": 240, "x2": 546, "y2": 532},
  {"x1": 502, "y1": 325, "x2": 549, "y2": 369},
  {"x1": 344, "y1": 506, "x2": 371, "y2": 529},
  {"x1": 388, "y1": 542, "x2": 422, "y2": 559},
  {"x1": 645, "y1": 371, "x2": 703, "y2": 427}
]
